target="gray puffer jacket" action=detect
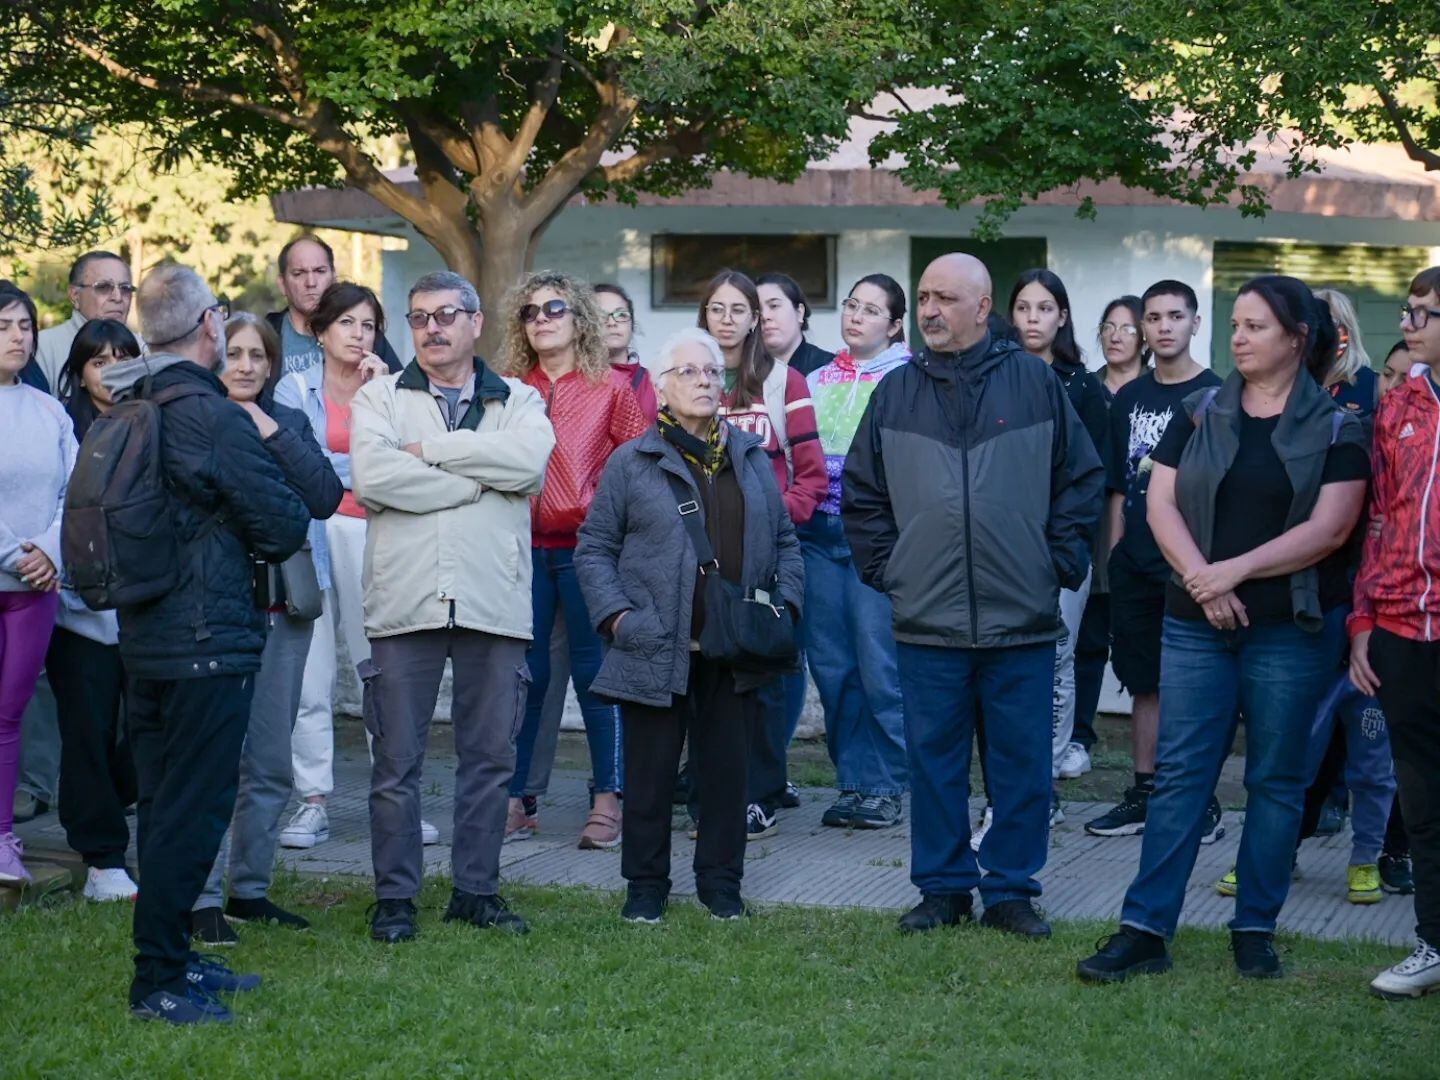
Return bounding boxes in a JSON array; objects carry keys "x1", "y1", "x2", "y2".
[{"x1": 576, "y1": 423, "x2": 804, "y2": 707}]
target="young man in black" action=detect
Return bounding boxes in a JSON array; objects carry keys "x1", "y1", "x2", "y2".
[{"x1": 1086, "y1": 281, "x2": 1225, "y2": 841}]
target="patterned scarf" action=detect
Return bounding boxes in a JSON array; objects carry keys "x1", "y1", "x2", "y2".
[{"x1": 658, "y1": 406, "x2": 724, "y2": 477}]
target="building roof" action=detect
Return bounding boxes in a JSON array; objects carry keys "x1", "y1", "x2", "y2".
[{"x1": 271, "y1": 102, "x2": 1440, "y2": 233}]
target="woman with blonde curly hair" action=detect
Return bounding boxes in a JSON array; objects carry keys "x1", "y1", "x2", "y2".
[{"x1": 501, "y1": 270, "x2": 648, "y2": 849}]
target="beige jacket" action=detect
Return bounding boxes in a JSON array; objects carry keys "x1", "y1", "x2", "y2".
[{"x1": 350, "y1": 358, "x2": 555, "y2": 640}]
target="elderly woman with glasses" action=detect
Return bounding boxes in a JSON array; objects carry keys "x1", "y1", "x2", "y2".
[
  {"x1": 576, "y1": 328, "x2": 804, "y2": 923},
  {"x1": 499, "y1": 271, "x2": 648, "y2": 850}
]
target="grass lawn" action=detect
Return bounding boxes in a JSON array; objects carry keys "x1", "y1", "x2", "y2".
[{"x1": 5, "y1": 877, "x2": 1435, "y2": 1079}]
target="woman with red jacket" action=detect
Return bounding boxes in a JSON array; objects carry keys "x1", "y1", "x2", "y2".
[
  {"x1": 698, "y1": 270, "x2": 827, "y2": 838},
  {"x1": 502, "y1": 272, "x2": 648, "y2": 849}
]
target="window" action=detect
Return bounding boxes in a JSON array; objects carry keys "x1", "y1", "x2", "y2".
[{"x1": 651, "y1": 234, "x2": 836, "y2": 308}]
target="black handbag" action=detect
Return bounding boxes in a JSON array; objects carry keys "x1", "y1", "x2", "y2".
[{"x1": 664, "y1": 472, "x2": 798, "y2": 672}]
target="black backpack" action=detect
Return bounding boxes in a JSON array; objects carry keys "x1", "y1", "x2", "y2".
[{"x1": 62, "y1": 381, "x2": 211, "y2": 611}]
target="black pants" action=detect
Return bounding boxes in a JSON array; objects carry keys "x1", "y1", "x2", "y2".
[
  {"x1": 744, "y1": 676, "x2": 788, "y2": 811},
  {"x1": 1073, "y1": 591, "x2": 1111, "y2": 751},
  {"x1": 48, "y1": 629, "x2": 134, "y2": 870},
  {"x1": 1369, "y1": 630, "x2": 1440, "y2": 943},
  {"x1": 127, "y1": 672, "x2": 253, "y2": 1003},
  {"x1": 623, "y1": 657, "x2": 752, "y2": 900}
]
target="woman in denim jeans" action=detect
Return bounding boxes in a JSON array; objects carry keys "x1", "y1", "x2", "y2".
[{"x1": 1078, "y1": 275, "x2": 1370, "y2": 983}]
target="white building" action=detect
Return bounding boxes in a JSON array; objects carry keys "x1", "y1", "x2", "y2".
[{"x1": 273, "y1": 126, "x2": 1440, "y2": 372}]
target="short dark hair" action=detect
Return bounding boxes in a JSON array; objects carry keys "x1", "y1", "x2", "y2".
[
  {"x1": 1142, "y1": 279, "x2": 1199, "y2": 315},
  {"x1": 63, "y1": 318, "x2": 141, "y2": 400},
  {"x1": 1409, "y1": 266, "x2": 1440, "y2": 299},
  {"x1": 849, "y1": 273, "x2": 907, "y2": 344},
  {"x1": 1385, "y1": 340, "x2": 1410, "y2": 362},
  {"x1": 0, "y1": 280, "x2": 39, "y2": 361},
  {"x1": 68, "y1": 250, "x2": 126, "y2": 286},
  {"x1": 278, "y1": 235, "x2": 335, "y2": 276},
  {"x1": 1236, "y1": 274, "x2": 1337, "y2": 382},
  {"x1": 756, "y1": 272, "x2": 812, "y2": 333},
  {"x1": 309, "y1": 281, "x2": 385, "y2": 342}
]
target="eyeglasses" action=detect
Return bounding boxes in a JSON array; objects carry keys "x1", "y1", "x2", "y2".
[
  {"x1": 76, "y1": 281, "x2": 136, "y2": 299},
  {"x1": 602, "y1": 309, "x2": 633, "y2": 325},
  {"x1": 405, "y1": 305, "x2": 476, "y2": 330},
  {"x1": 663, "y1": 363, "x2": 725, "y2": 384},
  {"x1": 519, "y1": 299, "x2": 569, "y2": 324},
  {"x1": 706, "y1": 303, "x2": 753, "y2": 323},
  {"x1": 1402, "y1": 304, "x2": 1440, "y2": 331},
  {"x1": 1100, "y1": 322, "x2": 1140, "y2": 338},
  {"x1": 841, "y1": 298, "x2": 889, "y2": 320},
  {"x1": 147, "y1": 300, "x2": 229, "y2": 348}
]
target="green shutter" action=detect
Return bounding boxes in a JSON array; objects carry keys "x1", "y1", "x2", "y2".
[{"x1": 1211, "y1": 241, "x2": 1430, "y2": 374}]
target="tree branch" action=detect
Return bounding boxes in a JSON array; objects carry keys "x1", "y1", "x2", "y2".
[
  {"x1": 398, "y1": 101, "x2": 480, "y2": 175},
  {"x1": 508, "y1": 46, "x2": 566, "y2": 177},
  {"x1": 521, "y1": 86, "x2": 640, "y2": 223},
  {"x1": 1376, "y1": 82, "x2": 1440, "y2": 172},
  {"x1": 599, "y1": 117, "x2": 733, "y2": 186}
]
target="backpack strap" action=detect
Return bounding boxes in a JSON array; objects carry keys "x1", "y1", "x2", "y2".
[
  {"x1": 662, "y1": 470, "x2": 718, "y2": 571},
  {"x1": 630, "y1": 365, "x2": 646, "y2": 392}
]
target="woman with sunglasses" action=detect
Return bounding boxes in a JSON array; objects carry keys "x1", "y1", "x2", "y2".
[
  {"x1": 44, "y1": 320, "x2": 141, "y2": 900},
  {"x1": 595, "y1": 283, "x2": 657, "y2": 421},
  {"x1": 698, "y1": 270, "x2": 827, "y2": 838},
  {"x1": 501, "y1": 271, "x2": 647, "y2": 850},
  {"x1": 274, "y1": 282, "x2": 426, "y2": 852},
  {"x1": 0, "y1": 281, "x2": 74, "y2": 887}
]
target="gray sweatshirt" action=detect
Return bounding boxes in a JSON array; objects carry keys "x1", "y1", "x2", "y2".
[{"x1": 0, "y1": 380, "x2": 77, "y2": 591}]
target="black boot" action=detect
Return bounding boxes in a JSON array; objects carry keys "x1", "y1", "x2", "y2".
[
  {"x1": 1076, "y1": 926, "x2": 1172, "y2": 983},
  {"x1": 980, "y1": 899, "x2": 1052, "y2": 940},
  {"x1": 898, "y1": 892, "x2": 973, "y2": 934}
]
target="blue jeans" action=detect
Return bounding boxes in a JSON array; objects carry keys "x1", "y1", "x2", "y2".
[
  {"x1": 1121, "y1": 610, "x2": 1345, "y2": 939},
  {"x1": 896, "y1": 640, "x2": 1052, "y2": 902},
  {"x1": 801, "y1": 514, "x2": 907, "y2": 796},
  {"x1": 510, "y1": 548, "x2": 622, "y2": 796},
  {"x1": 1307, "y1": 673, "x2": 1396, "y2": 865}
]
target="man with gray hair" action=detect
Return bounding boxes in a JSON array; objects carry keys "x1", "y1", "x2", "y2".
[
  {"x1": 100, "y1": 263, "x2": 311, "y2": 1024},
  {"x1": 351, "y1": 270, "x2": 554, "y2": 943}
]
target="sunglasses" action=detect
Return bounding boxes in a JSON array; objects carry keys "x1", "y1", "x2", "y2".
[
  {"x1": 405, "y1": 305, "x2": 476, "y2": 330},
  {"x1": 519, "y1": 299, "x2": 570, "y2": 324}
]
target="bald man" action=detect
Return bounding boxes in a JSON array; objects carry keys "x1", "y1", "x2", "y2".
[{"x1": 842, "y1": 253, "x2": 1103, "y2": 939}]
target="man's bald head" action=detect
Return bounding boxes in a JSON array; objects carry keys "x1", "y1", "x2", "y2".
[{"x1": 916, "y1": 253, "x2": 993, "y2": 353}]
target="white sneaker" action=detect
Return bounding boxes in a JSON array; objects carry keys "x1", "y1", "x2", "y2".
[
  {"x1": 83, "y1": 866, "x2": 139, "y2": 902},
  {"x1": 279, "y1": 803, "x2": 330, "y2": 849},
  {"x1": 969, "y1": 805, "x2": 993, "y2": 852},
  {"x1": 1058, "y1": 742, "x2": 1092, "y2": 779},
  {"x1": 421, "y1": 820, "x2": 440, "y2": 845},
  {"x1": 1371, "y1": 940, "x2": 1440, "y2": 1000}
]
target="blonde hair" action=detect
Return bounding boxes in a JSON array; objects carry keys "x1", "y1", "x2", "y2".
[
  {"x1": 1314, "y1": 287, "x2": 1372, "y2": 386},
  {"x1": 498, "y1": 270, "x2": 610, "y2": 382}
]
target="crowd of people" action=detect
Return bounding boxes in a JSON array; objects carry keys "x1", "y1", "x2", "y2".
[{"x1": 0, "y1": 234, "x2": 1437, "y2": 1025}]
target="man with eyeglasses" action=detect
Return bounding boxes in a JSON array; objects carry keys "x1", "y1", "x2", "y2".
[
  {"x1": 35, "y1": 250, "x2": 137, "y2": 394},
  {"x1": 1350, "y1": 265, "x2": 1440, "y2": 1000},
  {"x1": 265, "y1": 235, "x2": 402, "y2": 376},
  {"x1": 350, "y1": 270, "x2": 555, "y2": 944},
  {"x1": 95, "y1": 264, "x2": 310, "y2": 1024}
]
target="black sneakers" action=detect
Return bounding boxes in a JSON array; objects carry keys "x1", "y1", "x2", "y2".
[
  {"x1": 1379, "y1": 852, "x2": 1416, "y2": 895},
  {"x1": 821, "y1": 791, "x2": 860, "y2": 828},
  {"x1": 443, "y1": 889, "x2": 530, "y2": 934},
  {"x1": 746, "y1": 803, "x2": 778, "y2": 840},
  {"x1": 1076, "y1": 927, "x2": 1172, "y2": 983},
  {"x1": 980, "y1": 899, "x2": 1051, "y2": 940},
  {"x1": 1084, "y1": 787, "x2": 1149, "y2": 837},
  {"x1": 369, "y1": 898, "x2": 418, "y2": 943},
  {"x1": 776, "y1": 782, "x2": 802, "y2": 809},
  {"x1": 898, "y1": 892, "x2": 973, "y2": 934},
  {"x1": 851, "y1": 795, "x2": 904, "y2": 830},
  {"x1": 621, "y1": 889, "x2": 668, "y2": 924},
  {"x1": 1231, "y1": 931, "x2": 1283, "y2": 978},
  {"x1": 1200, "y1": 797, "x2": 1226, "y2": 845},
  {"x1": 224, "y1": 895, "x2": 311, "y2": 930},
  {"x1": 701, "y1": 893, "x2": 752, "y2": 921},
  {"x1": 190, "y1": 906, "x2": 239, "y2": 947}
]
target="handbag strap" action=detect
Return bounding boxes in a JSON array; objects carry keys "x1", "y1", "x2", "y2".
[{"x1": 663, "y1": 470, "x2": 719, "y2": 572}]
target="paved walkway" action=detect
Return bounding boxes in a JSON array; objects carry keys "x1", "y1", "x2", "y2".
[{"x1": 16, "y1": 741, "x2": 1417, "y2": 945}]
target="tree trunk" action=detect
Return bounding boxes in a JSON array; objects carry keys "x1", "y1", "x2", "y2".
[{"x1": 473, "y1": 217, "x2": 531, "y2": 362}]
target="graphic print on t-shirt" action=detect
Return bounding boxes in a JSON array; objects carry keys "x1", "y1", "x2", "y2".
[{"x1": 1123, "y1": 401, "x2": 1175, "y2": 499}]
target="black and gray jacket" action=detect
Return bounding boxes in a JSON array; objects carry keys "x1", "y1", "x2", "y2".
[{"x1": 842, "y1": 333, "x2": 1104, "y2": 648}]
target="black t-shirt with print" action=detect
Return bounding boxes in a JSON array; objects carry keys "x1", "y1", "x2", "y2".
[
  {"x1": 1151, "y1": 410, "x2": 1371, "y2": 624},
  {"x1": 1105, "y1": 369, "x2": 1223, "y2": 581}
]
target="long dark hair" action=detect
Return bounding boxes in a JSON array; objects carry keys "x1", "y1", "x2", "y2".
[
  {"x1": 697, "y1": 269, "x2": 772, "y2": 408},
  {"x1": 849, "y1": 273, "x2": 907, "y2": 345},
  {"x1": 1235, "y1": 275, "x2": 1338, "y2": 382},
  {"x1": 1099, "y1": 295, "x2": 1152, "y2": 367},
  {"x1": 1008, "y1": 268, "x2": 1081, "y2": 369},
  {"x1": 62, "y1": 319, "x2": 141, "y2": 432},
  {"x1": 755, "y1": 271, "x2": 812, "y2": 333}
]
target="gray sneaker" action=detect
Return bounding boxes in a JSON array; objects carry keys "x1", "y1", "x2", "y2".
[
  {"x1": 850, "y1": 795, "x2": 904, "y2": 829},
  {"x1": 821, "y1": 791, "x2": 861, "y2": 828}
]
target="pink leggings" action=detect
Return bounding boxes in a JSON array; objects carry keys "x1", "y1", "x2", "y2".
[{"x1": 0, "y1": 590, "x2": 59, "y2": 834}]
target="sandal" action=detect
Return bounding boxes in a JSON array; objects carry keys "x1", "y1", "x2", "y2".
[{"x1": 578, "y1": 809, "x2": 622, "y2": 850}]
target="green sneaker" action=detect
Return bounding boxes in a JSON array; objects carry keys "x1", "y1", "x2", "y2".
[
  {"x1": 1216, "y1": 867, "x2": 1238, "y2": 897},
  {"x1": 1347, "y1": 863, "x2": 1383, "y2": 905}
]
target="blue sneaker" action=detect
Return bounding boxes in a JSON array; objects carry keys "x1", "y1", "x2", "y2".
[
  {"x1": 130, "y1": 986, "x2": 233, "y2": 1025},
  {"x1": 186, "y1": 953, "x2": 262, "y2": 994}
]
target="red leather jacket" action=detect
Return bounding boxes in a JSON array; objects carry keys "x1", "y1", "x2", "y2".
[
  {"x1": 1351, "y1": 373, "x2": 1440, "y2": 641},
  {"x1": 524, "y1": 366, "x2": 648, "y2": 547}
]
